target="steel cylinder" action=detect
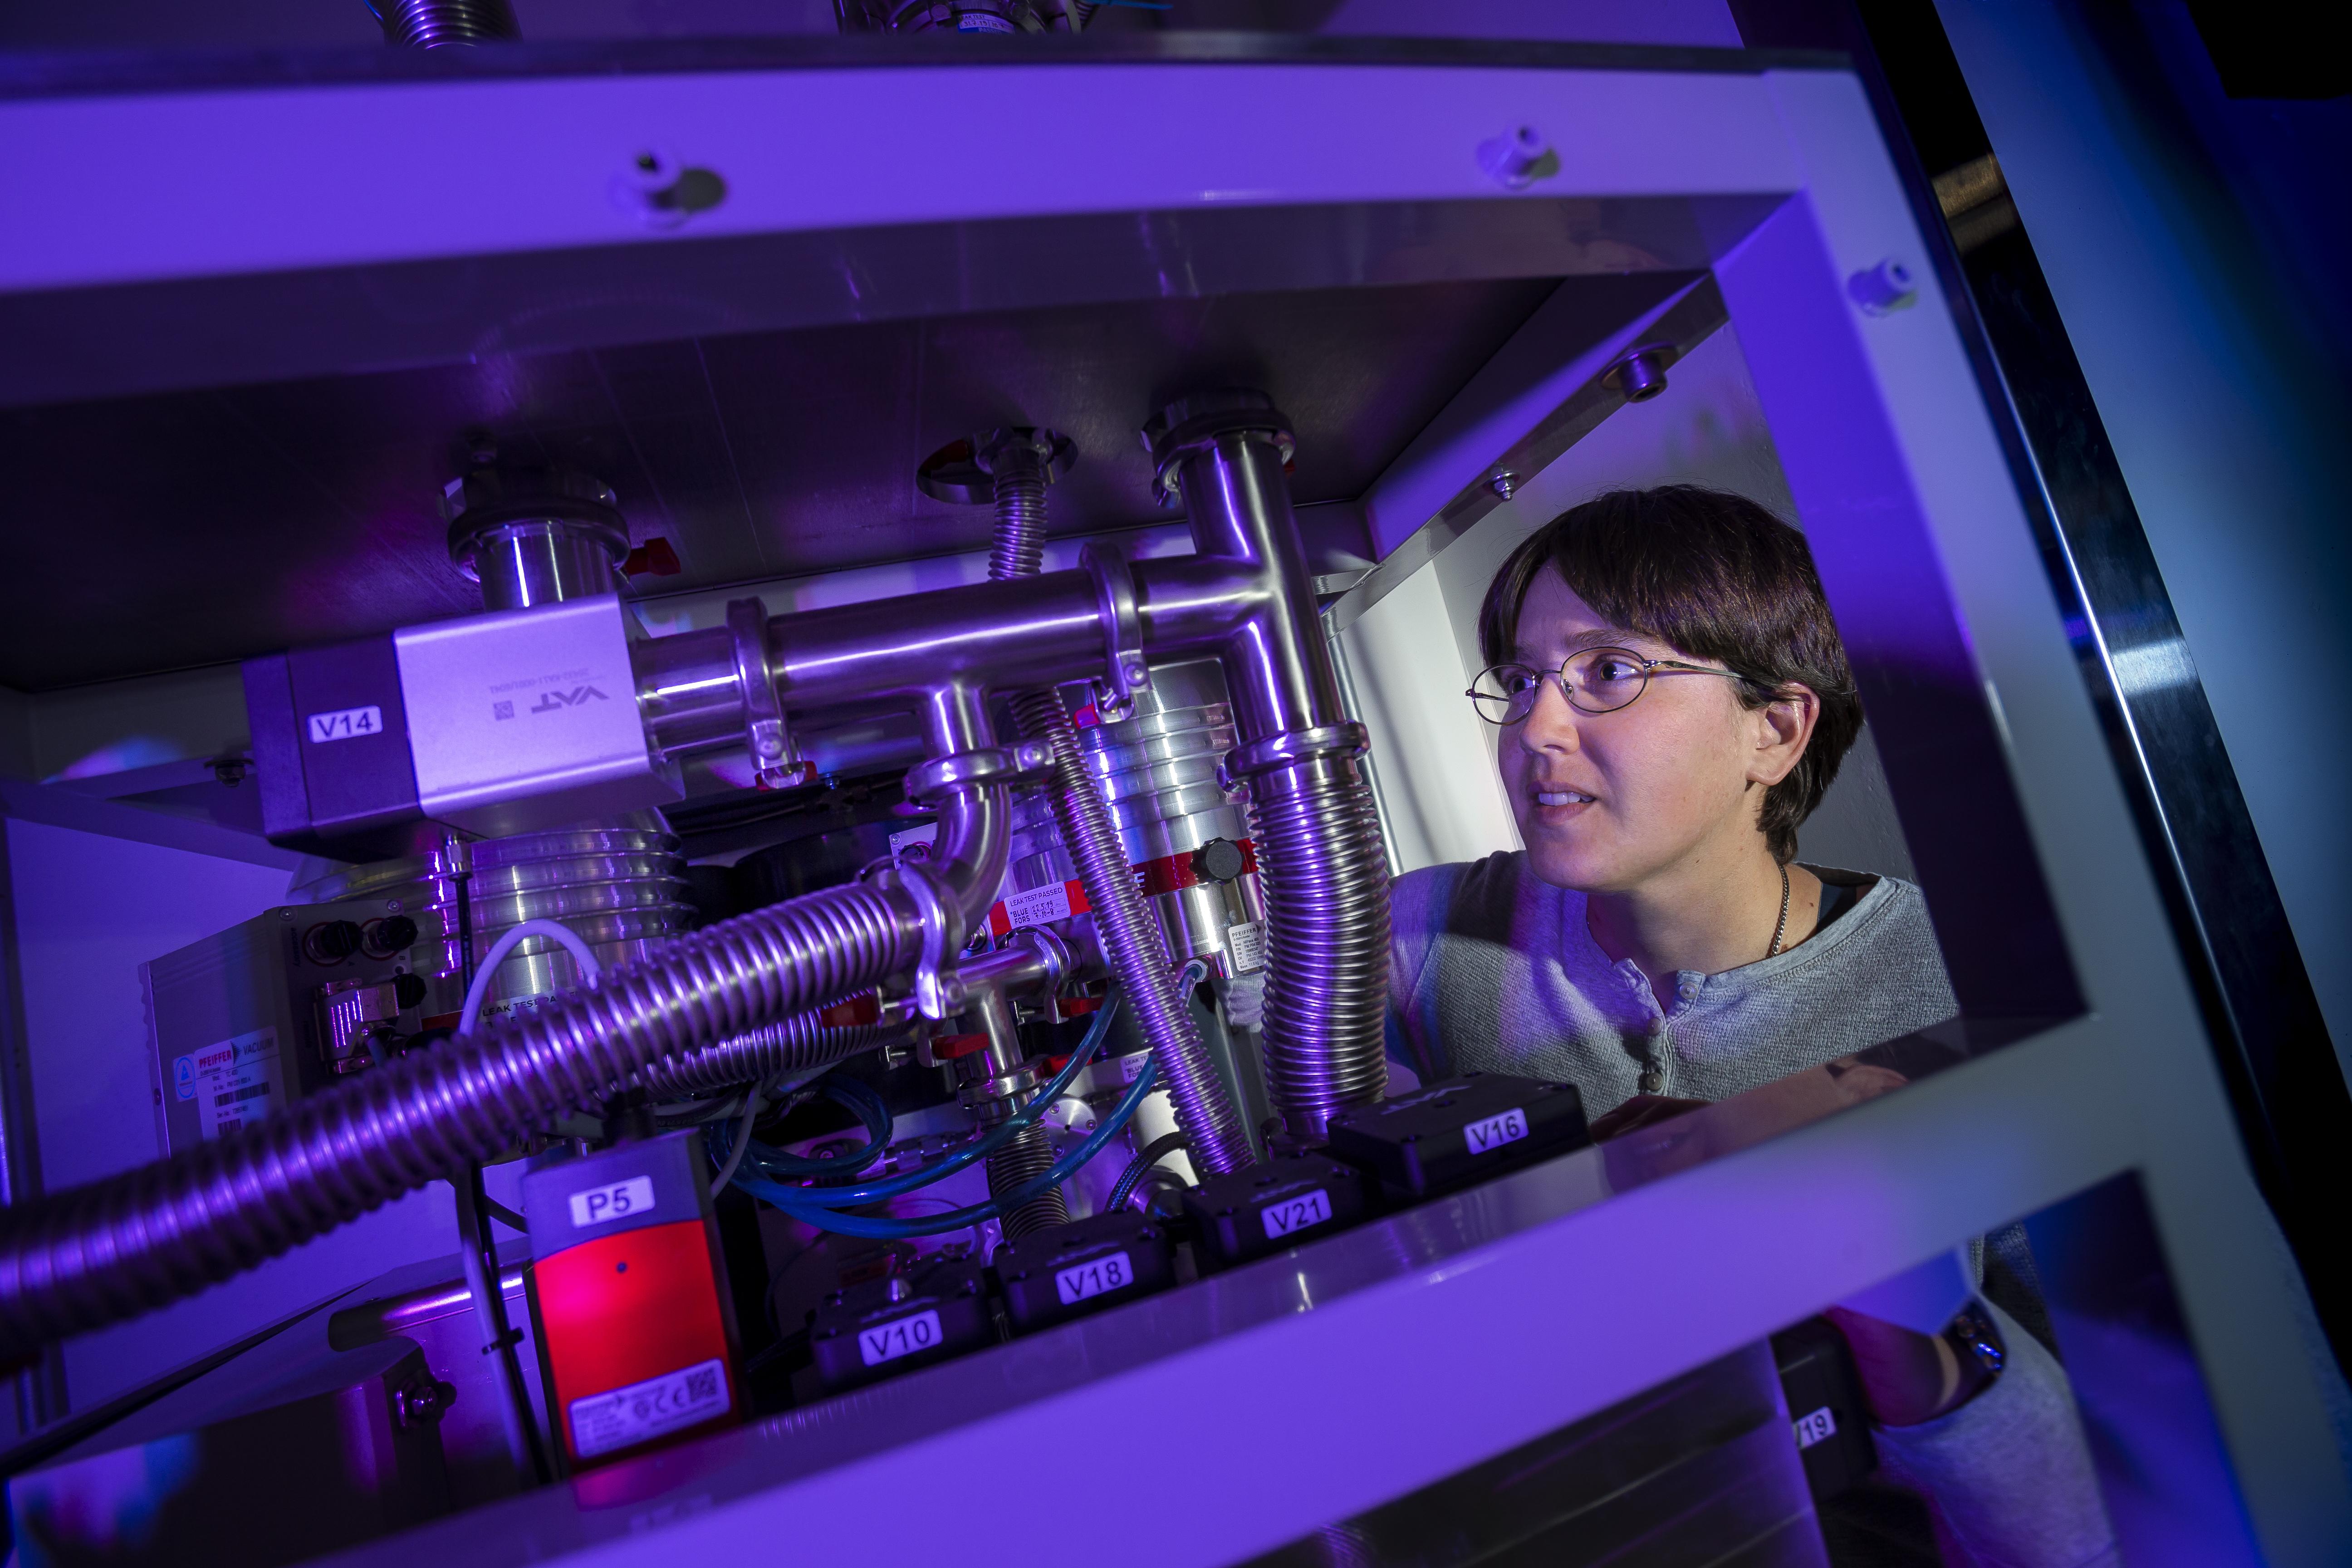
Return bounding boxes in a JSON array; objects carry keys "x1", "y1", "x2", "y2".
[
  {"x1": 299, "y1": 814, "x2": 694, "y2": 1023},
  {"x1": 464, "y1": 520, "x2": 622, "y2": 611}
]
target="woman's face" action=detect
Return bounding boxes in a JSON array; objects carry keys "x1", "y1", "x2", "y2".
[{"x1": 1496, "y1": 568, "x2": 1807, "y2": 893}]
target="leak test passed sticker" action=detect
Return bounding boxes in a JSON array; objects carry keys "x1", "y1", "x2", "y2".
[
  {"x1": 1054, "y1": 1252, "x2": 1132, "y2": 1306},
  {"x1": 175, "y1": 1027, "x2": 285, "y2": 1140},
  {"x1": 569, "y1": 1357, "x2": 730, "y2": 1460}
]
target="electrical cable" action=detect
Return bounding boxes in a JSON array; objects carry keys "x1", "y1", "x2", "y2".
[
  {"x1": 721, "y1": 1074, "x2": 896, "y2": 1182},
  {"x1": 447, "y1": 915, "x2": 594, "y2": 1492},
  {"x1": 1107, "y1": 1131, "x2": 1189, "y2": 1213},
  {"x1": 708, "y1": 1080, "x2": 768, "y2": 1198},
  {"x1": 737, "y1": 1053, "x2": 1160, "y2": 1240},
  {"x1": 456, "y1": 917, "x2": 603, "y2": 1039},
  {"x1": 729, "y1": 989, "x2": 1129, "y2": 1210}
]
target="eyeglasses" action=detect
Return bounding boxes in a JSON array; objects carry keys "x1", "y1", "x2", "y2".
[{"x1": 1466, "y1": 647, "x2": 1762, "y2": 724}]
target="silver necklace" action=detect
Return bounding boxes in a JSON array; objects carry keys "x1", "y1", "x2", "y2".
[{"x1": 1766, "y1": 864, "x2": 1792, "y2": 958}]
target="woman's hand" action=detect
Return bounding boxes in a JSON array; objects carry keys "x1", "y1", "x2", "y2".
[{"x1": 1825, "y1": 1304, "x2": 1997, "y2": 1426}]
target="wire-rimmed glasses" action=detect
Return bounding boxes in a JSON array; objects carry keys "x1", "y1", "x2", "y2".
[{"x1": 1466, "y1": 647, "x2": 1761, "y2": 724}]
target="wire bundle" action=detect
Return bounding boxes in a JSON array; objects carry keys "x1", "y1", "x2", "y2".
[{"x1": 715, "y1": 968, "x2": 1200, "y2": 1240}]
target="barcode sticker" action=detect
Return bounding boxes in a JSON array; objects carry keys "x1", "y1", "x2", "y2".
[
  {"x1": 1054, "y1": 1251, "x2": 1133, "y2": 1306},
  {"x1": 1465, "y1": 1107, "x2": 1529, "y2": 1155},
  {"x1": 1794, "y1": 1406, "x2": 1838, "y2": 1450},
  {"x1": 858, "y1": 1309, "x2": 943, "y2": 1367},
  {"x1": 186, "y1": 1028, "x2": 284, "y2": 1141},
  {"x1": 568, "y1": 1357, "x2": 730, "y2": 1460},
  {"x1": 305, "y1": 705, "x2": 383, "y2": 744},
  {"x1": 1260, "y1": 1188, "x2": 1333, "y2": 1241}
]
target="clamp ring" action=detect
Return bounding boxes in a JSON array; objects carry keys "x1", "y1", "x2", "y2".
[
  {"x1": 1081, "y1": 541, "x2": 1151, "y2": 721},
  {"x1": 727, "y1": 597, "x2": 807, "y2": 790},
  {"x1": 902, "y1": 740, "x2": 1054, "y2": 808},
  {"x1": 890, "y1": 862, "x2": 968, "y2": 1022},
  {"x1": 1223, "y1": 721, "x2": 1370, "y2": 781}
]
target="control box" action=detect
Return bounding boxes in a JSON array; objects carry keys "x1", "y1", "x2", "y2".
[
  {"x1": 1771, "y1": 1317, "x2": 1881, "y2": 1502},
  {"x1": 523, "y1": 1132, "x2": 742, "y2": 1470},
  {"x1": 1182, "y1": 1155, "x2": 1377, "y2": 1274},
  {"x1": 1325, "y1": 1073, "x2": 1590, "y2": 1199},
  {"x1": 995, "y1": 1211, "x2": 1176, "y2": 1335},
  {"x1": 143, "y1": 899, "x2": 451, "y2": 1154},
  {"x1": 808, "y1": 1256, "x2": 994, "y2": 1393}
]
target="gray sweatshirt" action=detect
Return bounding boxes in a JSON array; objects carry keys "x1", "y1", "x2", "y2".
[{"x1": 1385, "y1": 852, "x2": 2118, "y2": 1568}]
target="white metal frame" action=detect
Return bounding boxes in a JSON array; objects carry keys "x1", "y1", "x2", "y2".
[{"x1": 5, "y1": 48, "x2": 2343, "y2": 1564}]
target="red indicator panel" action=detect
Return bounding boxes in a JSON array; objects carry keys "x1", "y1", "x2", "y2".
[{"x1": 534, "y1": 1217, "x2": 739, "y2": 1467}]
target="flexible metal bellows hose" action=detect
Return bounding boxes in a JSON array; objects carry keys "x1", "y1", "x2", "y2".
[
  {"x1": 1011, "y1": 693, "x2": 1255, "y2": 1174},
  {"x1": 985, "y1": 1123, "x2": 1068, "y2": 1240},
  {"x1": 635, "y1": 1011, "x2": 908, "y2": 1100},
  {"x1": 0, "y1": 882, "x2": 919, "y2": 1357},
  {"x1": 378, "y1": 0, "x2": 519, "y2": 46},
  {"x1": 987, "y1": 468, "x2": 1048, "y2": 581},
  {"x1": 985, "y1": 468, "x2": 1254, "y2": 1177},
  {"x1": 1248, "y1": 754, "x2": 1392, "y2": 1137}
]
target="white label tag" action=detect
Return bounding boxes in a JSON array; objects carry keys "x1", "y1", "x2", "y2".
[
  {"x1": 305, "y1": 705, "x2": 383, "y2": 744},
  {"x1": 1259, "y1": 1188, "x2": 1333, "y2": 1241},
  {"x1": 568, "y1": 1175, "x2": 656, "y2": 1228},
  {"x1": 186, "y1": 1028, "x2": 284, "y2": 1140},
  {"x1": 1003, "y1": 881, "x2": 1076, "y2": 931},
  {"x1": 568, "y1": 1357, "x2": 730, "y2": 1460},
  {"x1": 857, "y1": 1309, "x2": 943, "y2": 1367},
  {"x1": 1794, "y1": 1406, "x2": 1838, "y2": 1450},
  {"x1": 1054, "y1": 1251, "x2": 1133, "y2": 1306},
  {"x1": 1465, "y1": 1107, "x2": 1529, "y2": 1155},
  {"x1": 1118, "y1": 1050, "x2": 1151, "y2": 1085},
  {"x1": 1225, "y1": 920, "x2": 1266, "y2": 973}
]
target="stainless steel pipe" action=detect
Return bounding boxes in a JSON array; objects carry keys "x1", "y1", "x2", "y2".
[
  {"x1": 1146, "y1": 393, "x2": 1392, "y2": 1138},
  {"x1": 972, "y1": 445, "x2": 1255, "y2": 1180}
]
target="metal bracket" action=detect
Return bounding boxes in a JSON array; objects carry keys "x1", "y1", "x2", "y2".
[
  {"x1": 727, "y1": 597, "x2": 810, "y2": 790},
  {"x1": 1081, "y1": 542, "x2": 1151, "y2": 722}
]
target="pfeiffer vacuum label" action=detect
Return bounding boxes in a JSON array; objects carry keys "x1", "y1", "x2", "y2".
[{"x1": 175, "y1": 1027, "x2": 285, "y2": 1140}]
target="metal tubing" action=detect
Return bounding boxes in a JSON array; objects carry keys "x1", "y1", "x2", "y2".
[
  {"x1": 979, "y1": 454, "x2": 1255, "y2": 1178},
  {"x1": 0, "y1": 878, "x2": 928, "y2": 1355},
  {"x1": 632, "y1": 560, "x2": 1267, "y2": 769},
  {"x1": 1011, "y1": 691, "x2": 1255, "y2": 1173},
  {"x1": 468, "y1": 522, "x2": 619, "y2": 612},
  {"x1": 635, "y1": 1013, "x2": 906, "y2": 1100},
  {"x1": 1147, "y1": 392, "x2": 1391, "y2": 1138}
]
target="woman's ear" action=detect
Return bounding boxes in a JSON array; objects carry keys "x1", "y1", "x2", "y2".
[{"x1": 1747, "y1": 686, "x2": 1820, "y2": 788}]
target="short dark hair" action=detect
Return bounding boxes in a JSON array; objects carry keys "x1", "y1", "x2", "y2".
[{"x1": 1477, "y1": 485, "x2": 1862, "y2": 865}]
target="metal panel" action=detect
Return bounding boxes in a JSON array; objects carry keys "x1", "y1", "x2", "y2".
[{"x1": 0, "y1": 275, "x2": 1577, "y2": 690}]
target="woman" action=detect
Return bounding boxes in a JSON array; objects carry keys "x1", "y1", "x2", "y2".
[{"x1": 1386, "y1": 486, "x2": 2114, "y2": 1568}]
